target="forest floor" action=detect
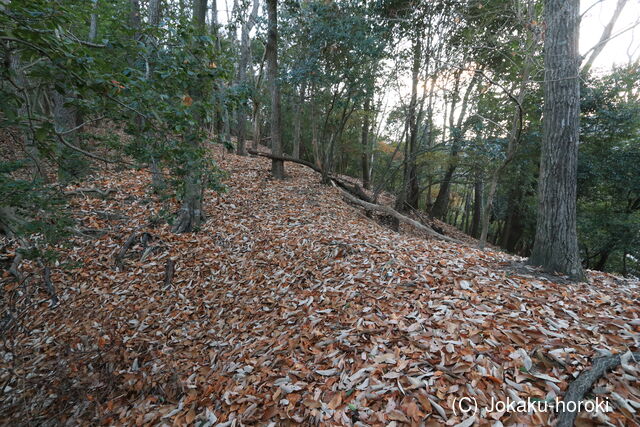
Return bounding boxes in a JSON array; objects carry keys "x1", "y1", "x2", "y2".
[{"x1": 1, "y1": 148, "x2": 639, "y2": 426}]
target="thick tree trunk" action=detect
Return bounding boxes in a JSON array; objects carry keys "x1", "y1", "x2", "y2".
[
  {"x1": 149, "y1": 0, "x2": 161, "y2": 28},
  {"x1": 500, "y1": 185, "x2": 524, "y2": 252},
  {"x1": 528, "y1": 0, "x2": 585, "y2": 280},
  {"x1": 266, "y1": 0, "x2": 285, "y2": 179},
  {"x1": 146, "y1": 0, "x2": 166, "y2": 192}
]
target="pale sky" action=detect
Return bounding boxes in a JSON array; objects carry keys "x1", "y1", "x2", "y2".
[{"x1": 581, "y1": 0, "x2": 640, "y2": 71}]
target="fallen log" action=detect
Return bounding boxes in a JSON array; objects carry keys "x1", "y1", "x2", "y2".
[
  {"x1": 556, "y1": 351, "x2": 640, "y2": 427},
  {"x1": 248, "y1": 149, "x2": 321, "y2": 173},
  {"x1": 338, "y1": 187, "x2": 461, "y2": 244},
  {"x1": 249, "y1": 149, "x2": 458, "y2": 243},
  {"x1": 65, "y1": 187, "x2": 115, "y2": 198}
]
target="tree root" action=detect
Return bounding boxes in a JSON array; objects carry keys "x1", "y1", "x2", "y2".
[{"x1": 556, "y1": 351, "x2": 640, "y2": 427}]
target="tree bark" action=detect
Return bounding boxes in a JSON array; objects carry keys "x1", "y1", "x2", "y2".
[
  {"x1": 528, "y1": 0, "x2": 585, "y2": 280},
  {"x1": 266, "y1": 0, "x2": 285, "y2": 179},
  {"x1": 470, "y1": 176, "x2": 482, "y2": 238},
  {"x1": 88, "y1": 0, "x2": 99, "y2": 42},
  {"x1": 397, "y1": 35, "x2": 421, "y2": 211},
  {"x1": 147, "y1": 0, "x2": 165, "y2": 192},
  {"x1": 236, "y1": 0, "x2": 259, "y2": 156},
  {"x1": 361, "y1": 95, "x2": 371, "y2": 190},
  {"x1": 292, "y1": 82, "x2": 305, "y2": 159},
  {"x1": 7, "y1": 45, "x2": 46, "y2": 181},
  {"x1": 431, "y1": 70, "x2": 478, "y2": 219},
  {"x1": 173, "y1": 0, "x2": 207, "y2": 233}
]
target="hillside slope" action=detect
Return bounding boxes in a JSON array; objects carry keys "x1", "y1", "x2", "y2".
[{"x1": 1, "y1": 151, "x2": 639, "y2": 426}]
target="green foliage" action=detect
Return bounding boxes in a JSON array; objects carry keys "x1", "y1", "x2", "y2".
[
  {"x1": 577, "y1": 64, "x2": 640, "y2": 275},
  {"x1": 1, "y1": 0, "x2": 234, "y2": 248}
]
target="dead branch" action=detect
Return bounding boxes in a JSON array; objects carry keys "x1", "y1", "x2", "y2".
[
  {"x1": 248, "y1": 149, "x2": 321, "y2": 173},
  {"x1": 8, "y1": 252, "x2": 24, "y2": 282},
  {"x1": 556, "y1": 351, "x2": 640, "y2": 427},
  {"x1": 95, "y1": 210, "x2": 129, "y2": 221},
  {"x1": 338, "y1": 187, "x2": 462, "y2": 244},
  {"x1": 72, "y1": 227, "x2": 108, "y2": 238},
  {"x1": 65, "y1": 187, "x2": 115, "y2": 198},
  {"x1": 248, "y1": 149, "x2": 458, "y2": 243},
  {"x1": 115, "y1": 232, "x2": 138, "y2": 269},
  {"x1": 42, "y1": 266, "x2": 58, "y2": 306}
]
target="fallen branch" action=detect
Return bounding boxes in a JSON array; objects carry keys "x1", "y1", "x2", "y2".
[
  {"x1": 95, "y1": 210, "x2": 129, "y2": 221},
  {"x1": 248, "y1": 149, "x2": 321, "y2": 173},
  {"x1": 249, "y1": 149, "x2": 457, "y2": 243},
  {"x1": 65, "y1": 187, "x2": 115, "y2": 198},
  {"x1": 8, "y1": 252, "x2": 24, "y2": 282},
  {"x1": 42, "y1": 265, "x2": 58, "y2": 306},
  {"x1": 72, "y1": 227, "x2": 108, "y2": 238},
  {"x1": 556, "y1": 351, "x2": 640, "y2": 427},
  {"x1": 338, "y1": 187, "x2": 461, "y2": 244},
  {"x1": 115, "y1": 232, "x2": 138, "y2": 269}
]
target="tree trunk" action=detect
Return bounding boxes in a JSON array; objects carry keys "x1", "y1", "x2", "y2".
[
  {"x1": 431, "y1": 164, "x2": 455, "y2": 219},
  {"x1": 528, "y1": 0, "x2": 585, "y2": 280},
  {"x1": 397, "y1": 35, "x2": 421, "y2": 211},
  {"x1": 52, "y1": 90, "x2": 86, "y2": 182},
  {"x1": 431, "y1": 70, "x2": 478, "y2": 219},
  {"x1": 310, "y1": 85, "x2": 321, "y2": 170},
  {"x1": 236, "y1": 0, "x2": 258, "y2": 156},
  {"x1": 470, "y1": 176, "x2": 482, "y2": 238},
  {"x1": 266, "y1": 0, "x2": 285, "y2": 179},
  {"x1": 173, "y1": 0, "x2": 208, "y2": 233},
  {"x1": 361, "y1": 95, "x2": 371, "y2": 190},
  {"x1": 7, "y1": 46, "x2": 46, "y2": 181},
  {"x1": 292, "y1": 82, "x2": 305, "y2": 159},
  {"x1": 88, "y1": 0, "x2": 99, "y2": 42},
  {"x1": 147, "y1": 0, "x2": 165, "y2": 192}
]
